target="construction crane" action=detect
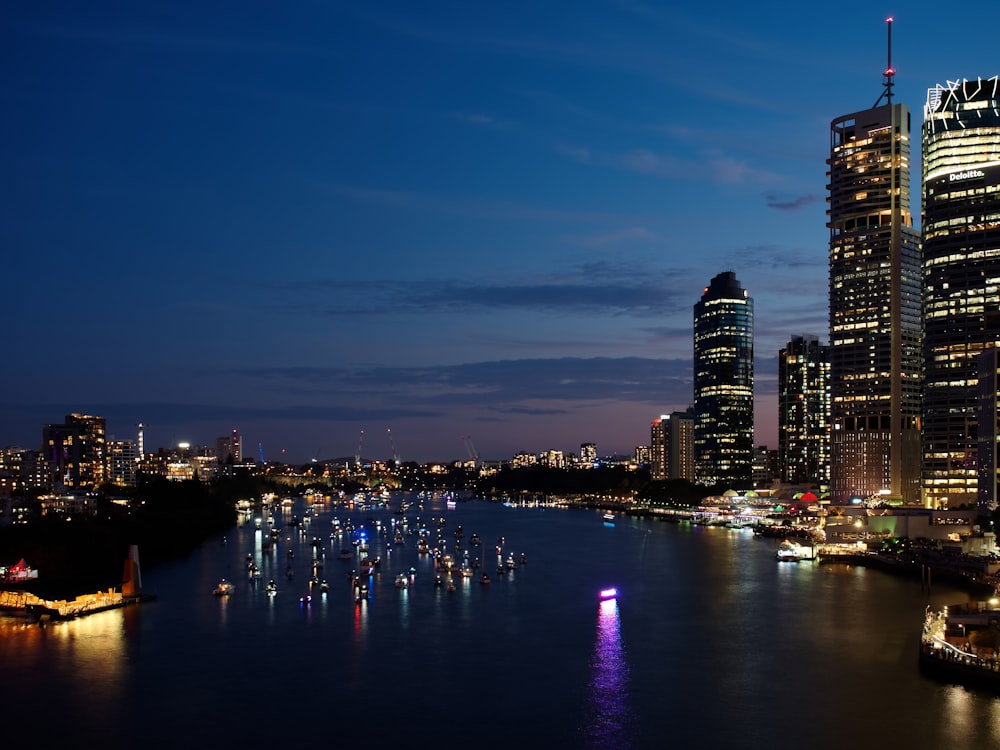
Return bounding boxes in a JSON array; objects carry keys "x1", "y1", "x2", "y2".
[
  {"x1": 461, "y1": 435, "x2": 479, "y2": 469},
  {"x1": 387, "y1": 427, "x2": 400, "y2": 466},
  {"x1": 355, "y1": 429, "x2": 365, "y2": 468}
]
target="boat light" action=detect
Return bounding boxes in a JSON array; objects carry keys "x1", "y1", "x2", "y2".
[{"x1": 600, "y1": 588, "x2": 618, "y2": 600}]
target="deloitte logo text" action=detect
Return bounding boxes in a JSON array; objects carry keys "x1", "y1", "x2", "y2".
[{"x1": 949, "y1": 169, "x2": 985, "y2": 181}]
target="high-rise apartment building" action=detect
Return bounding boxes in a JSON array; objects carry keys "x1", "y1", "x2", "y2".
[
  {"x1": 693, "y1": 272, "x2": 754, "y2": 486},
  {"x1": 650, "y1": 410, "x2": 695, "y2": 481},
  {"x1": 106, "y1": 440, "x2": 137, "y2": 487},
  {"x1": 41, "y1": 413, "x2": 107, "y2": 490},
  {"x1": 921, "y1": 76, "x2": 1000, "y2": 509},
  {"x1": 828, "y1": 101, "x2": 922, "y2": 503},
  {"x1": 778, "y1": 335, "x2": 830, "y2": 485},
  {"x1": 215, "y1": 428, "x2": 243, "y2": 465}
]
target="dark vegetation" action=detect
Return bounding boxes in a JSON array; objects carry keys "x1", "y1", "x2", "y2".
[{"x1": 0, "y1": 475, "x2": 256, "y2": 598}]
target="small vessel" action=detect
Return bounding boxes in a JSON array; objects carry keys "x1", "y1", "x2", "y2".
[
  {"x1": 265, "y1": 580, "x2": 278, "y2": 596},
  {"x1": 480, "y1": 573, "x2": 491, "y2": 585},
  {"x1": 395, "y1": 573, "x2": 409, "y2": 589},
  {"x1": 505, "y1": 554, "x2": 517, "y2": 570},
  {"x1": 213, "y1": 580, "x2": 235, "y2": 597}
]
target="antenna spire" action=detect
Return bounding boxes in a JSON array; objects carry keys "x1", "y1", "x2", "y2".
[{"x1": 874, "y1": 17, "x2": 895, "y2": 107}]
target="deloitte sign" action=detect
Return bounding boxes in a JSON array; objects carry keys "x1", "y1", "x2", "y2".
[{"x1": 949, "y1": 169, "x2": 986, "y2": 182}]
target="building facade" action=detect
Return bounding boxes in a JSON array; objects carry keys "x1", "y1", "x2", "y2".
[
  {"x1": 41, "y1": 413, "x2": 107, "y2": 490},
  {"x1": 828, "y1": 102, "x2": 922, "y2": 503},
  {"x1": 693, "y1": 272, "x2": 754, "y2": 487},
  {"x1": 978, "y1": 348, "x2": 1000, "y2": 514},
  {"x1": 106, "y1": 440, "x2": 137, "y2": 487},
  {"x1": 922, "y1": 77, "x2": 1000, "y2": 509},
  {"x1": 778, "y1": 335, "x2": 830, "y2": 485},
  {"x1": 650, "y1": 410, "x2": 695, "y2": 481},
  {"x1": 215, "y1": 428, "x2": 243, "y2": 465}
]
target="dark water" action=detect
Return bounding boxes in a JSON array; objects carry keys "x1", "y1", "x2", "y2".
[{"x1": 4, "y1": 494, "x2": 1000, "y2": 749}]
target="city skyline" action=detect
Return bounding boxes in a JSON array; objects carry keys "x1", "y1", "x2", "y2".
[{"x1": 3, "y1": 4, "x2": 999, "y2": 463}]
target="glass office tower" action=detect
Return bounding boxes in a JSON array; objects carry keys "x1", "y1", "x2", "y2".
[
  {"x1": 828, "y1": 102, "x2": 922, "y2": 504},
  {"x1": 693, "y1": 272, "x2": 754, "y2": 487},
  {"x1": 922, "y1": 76, "x2": 1000, "y2": 509}
]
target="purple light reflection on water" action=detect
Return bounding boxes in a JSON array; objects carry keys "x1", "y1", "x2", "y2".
[{"x1": 583, "y1": 597, "x2": 634, "y2": 750}]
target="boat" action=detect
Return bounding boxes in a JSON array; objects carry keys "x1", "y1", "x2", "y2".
[
  {"x1": 266, "y1": 580, "x2": 278, "y2": 596},
  {"x1": 395, "y1": 573, "x2": 409, "y2": 589},
  {"x1": 213, "y1": 580, "x2": 236, "y2": 596},
  {"x1": 469, "y1": 533, "x2": 481, "y2": 547},
  {"x1": 505, "y1": 554, "x2": 517, "y2": 570},
  {"x1": 776, "y1": 539, "x2": 816, "y2": 562},
  {"x1": 480, "y1": 573, "x2": 491, "y2": 585}
]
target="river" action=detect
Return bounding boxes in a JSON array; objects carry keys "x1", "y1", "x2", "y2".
[{"x1": 3, "y1": 493, "x2": 999, "y2": 749}]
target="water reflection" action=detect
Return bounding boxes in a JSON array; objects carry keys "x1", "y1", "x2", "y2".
[{"x1": 584, "y1": 597, "x2": 633, "y2": 749}]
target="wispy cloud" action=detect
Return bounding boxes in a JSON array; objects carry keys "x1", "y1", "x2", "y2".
[
  {"x1": 763, "y1": 192, "x2": 821, "y2": 211},
  {"x1": 266, "y1": 262, "x2": 698, "y2": 319},
  {"x1": 556, "y1": 143, "x2": 781, "y2": 185}
]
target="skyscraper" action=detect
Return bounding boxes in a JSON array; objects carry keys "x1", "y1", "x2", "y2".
[
  {"x1": 693, "y1": 272, "x2": 754, "y2": 486},
  {"x1": 921, "y1": 76, "x2": 1000, "y2": 509},
  {"x1": 778, "y1": 335, "x2": 830, "y2": 485},
  {"x1": 828, "y1": 98, "x2": 922, "y2": 503}
]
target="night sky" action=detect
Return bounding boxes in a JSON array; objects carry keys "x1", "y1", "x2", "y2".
[{"x1": 2, "y1": 3, "x2": 997, "y2": 463}]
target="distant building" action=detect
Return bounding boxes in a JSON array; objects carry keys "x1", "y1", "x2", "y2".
[
  {"x1": 978, "y1": 348, "x2": 1000, "y2": 514},
  {"x1": 512, "y1": 452, "x2": 538, "y2": 468},
  {"x1": 106, "y1": 440, "x2": 137, "y2": 487},
  {"x1": 922, "y1": 77, "x2": 1000, "y2": 509},
  {"x1": 828, "y1": 97, "x2": 921, "y2": 503},
  {"x1": 41, "y1": 413, "x2": 107, "y2": 490},
  {"x1": 650, "y1": 410, "x2": 695, "y2": 481},
  {"x1": 579, "y1": 443, "x2": 597, "y2": 467},
  {"x1": 216, "y1": 428, "x2": 243, "y2": 465},
  {"x1": 753, "y1": 445, "x2": 779, "y2": 488},
  {"x1": 693, "y1": 272, "x2": 754, "y2": 486},
  {"x1": 778, "y1": 335, "x2": 830, "y2": 484},
  {"x1": 0, "y1": 447, "x2": 45, "y2": 498},
  {"x1": 542, "y1": 450, "x2": 565, "y2": 469}
]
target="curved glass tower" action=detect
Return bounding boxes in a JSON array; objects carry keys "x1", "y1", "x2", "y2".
[
  {"x1": 693, "y1": 271, "x2": 754, "y2": 487},
  {"x1": 922, "y1": 76, "x2": 1000, "y2": 509}
]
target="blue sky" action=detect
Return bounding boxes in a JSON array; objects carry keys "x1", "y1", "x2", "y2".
[{"x1": 2, "y1": 2, "x2": 998, "y2": 464}]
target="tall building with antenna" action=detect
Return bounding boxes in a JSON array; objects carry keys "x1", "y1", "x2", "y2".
[
  {"x1": 921, "y1": 76, "x2": 1000, "y2": 509},
  {"x1": 826, "y1": 18, "x2": 922, "y2": 503}
]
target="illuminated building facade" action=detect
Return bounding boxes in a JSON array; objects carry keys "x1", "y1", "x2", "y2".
[
  {"x1": 978, "y1": 348, "x2": 1000, "y2": 514},
  {"x1": 828, "y1": 102, "x2": 922, "y2": 503},
  {"x1": 215, "y1": 428, "x2": 243, "y2": 465},
  {"x1": 41, "y1": 413, "x2": 107, "y2": 490},
  {"x1": 921, "y1": 77, "x2": 1000, "y2": 509},
  {"x1": 106, "y1": 440, "x2": 137, "y2": 487},
  {"x1": 693, "y1": 272, "x2": 754, "y2": 486},
  {"x1": 579, "y1": 443, "x2": 597, "y2": 467},
  {"x1": 650, "y1": 410, "x2": 695, "y2": 481},
  {"x1": 778, "y1": 335, "x2": 830, "y2": 484}
]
